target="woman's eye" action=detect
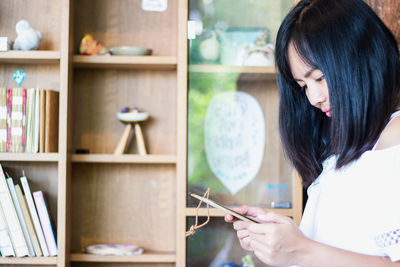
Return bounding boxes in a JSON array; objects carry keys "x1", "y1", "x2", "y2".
[{"x1": 316, "y1": 75, "x2": 325, "y2": 82}]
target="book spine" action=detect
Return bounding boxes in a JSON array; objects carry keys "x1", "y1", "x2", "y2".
[
  {"x1": 22, "y1": 88, "x2": 26, "y2": 152},
  {"x1": 25, "y1": 89, "x2": 34, "y2": 153},
  {"x1": 7, "y1": 178, "x2": 35, "y2": 256},
  {"x1": 15, "y1": 185, "x2": 42, "y2": 256},
  {"x1": 33, "y1": 89, "x2": 40, "y2": 153},
  {"x1": 0, "y1": 88, "x2": 7, "y2": 152},
  {"x1": 0, "y1": 202, "x2": 15, "y2": 256},
  {"x1": 6, "y1": 88, "x2": 12, "y2": 152},
  {"x1": 39, "y1": 89, "x2": 46, "y2": 153},
  {"x1": 20, "y1": 176, "x2": 49, "y2": 256},
  {"x1": 32, "y1": 191, "x2": 57, "y2": 256},
  {"x1": 45, "y1": 90, "x2": 59, "y2": 153},
  {"x1": 0, "y1": 165, "x2": 28, "y2": 257},
  {"x1": 11, "y1": 88, "x2": 23, "y2": 153}
]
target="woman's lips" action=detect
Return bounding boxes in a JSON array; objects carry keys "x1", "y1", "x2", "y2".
[{"x1": 325, "y1": 110, "x2": 332, "y2": 117}]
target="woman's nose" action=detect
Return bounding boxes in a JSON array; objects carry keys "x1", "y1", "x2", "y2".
[{"x1": 307, "y1": 85, "x2": 325, "y2": 107}]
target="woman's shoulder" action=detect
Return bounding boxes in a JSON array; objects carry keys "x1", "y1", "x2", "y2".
[{"x1": 374, "y1": 115, "x2": 400, "y2": 151}]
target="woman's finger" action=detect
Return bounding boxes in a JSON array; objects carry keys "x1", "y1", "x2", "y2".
[
  {"x1": 233, "y1": 220, "x2": 251, "y2": 230},
  {"x1": 237, "y1": 229, "x2": 250, "y2": 239}
]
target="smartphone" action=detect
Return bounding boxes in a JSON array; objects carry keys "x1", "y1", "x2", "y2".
[{"x1": 190, "y1": 193, "x2": 258, "y2": 223}]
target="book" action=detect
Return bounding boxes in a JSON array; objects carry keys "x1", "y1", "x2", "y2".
[
  {"x1": 15, "y1": 184, "x2": 42, "y2": 256},
  {"x1": 39, "y1": 89, "x2": 46, "y2": 153},
  {"x1": 0, "y1": 203, "x2": 15, "y2": 256},
  {"x1": 20, "y1": 176, "x2": 49, "y2": 256},
  {"x1": 33, "y1": 89, "x2": 40, "y2": 153},
  {"x1": 7, "y1": 177, "x2": 35, "y2": 256},
  {"x1": 32, "y1": 191, "x2": 57, "y2": 256},
  {"x1": 22, "y1": 89, "x2": 26, "y2": 152},
  {"x1": 45, "y1": 90, "x2": 59, "y2": 152},
  {"x1": 6, "y1": 88, "x2": 12, "y2": 152},
  {"x1": 0, "y1": 164, "x2": 29, "y2": 257},
  {"x1": 25, "y1": 89, "x2": 36, "y2": 153},
  {"x1": 0, "y1": 88, "x2": 7, "y2": 152},
  {"x1": 11, "y1": 88, "x2": 24, "y2": 153}
]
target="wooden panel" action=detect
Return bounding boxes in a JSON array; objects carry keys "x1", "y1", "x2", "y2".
[
  {"x1": 70, "y1": 252, "x2": 175, "y2": 262},
  {"x1": 0, "y1": 162, "x2": 58, "y2": 223},
  {"x1": 72, "y1": 69, "x2": 177, "y2": 154},
  {"x1": 0, "y1": 51, "x2": 60, "y2": 64},
  {"x1": 0, "y1": 64, "x2": 60, "y2": 89},
  {"x1": 71, "y1": 164, "x2": 176, "y2": 253},
  {"x1": 73, "y1": 0, "x2": 178, "y2": 57},
  {"x1": 0, "y1": 0, "x2": 61, "y2": 50},
  {"x1": 73, "y1": 55, "x2": 177, "y2": 70},
  {"x1": 0, "y1": 153, "x2": 59, "y2": 162},
  {"x1": 365, "y1": 0, "x2": 400, "y2": 43},
  {"x1": 0, "y1": 257, "x2": 57, "y2": 265},
  {"x1": 72, "y1": 263, "x2": 174, "y2": 267},
  {"x1": 72, "y1": 154, "x2": 176, "y2": 164}
]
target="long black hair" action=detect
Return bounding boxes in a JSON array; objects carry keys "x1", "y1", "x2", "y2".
[{"x1": 275, "y1": 0, "x2": 400, "y2": 187}]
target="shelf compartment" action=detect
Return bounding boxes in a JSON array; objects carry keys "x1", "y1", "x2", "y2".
[
  {"x1": 185, "y1": 207, "x2": 296, "y2": 218},
  {"x1": 0, "y1": 51, "x2": 61, "y2": 64},
  {"x1": 0, "y1": 153, "x2": 59, "y2": 162},
  {"x1": 0, "y1": 256, "x2": 57, "y2": 265},
  {"x1": 71, "y1": 154, "x2": 177, "y2": 164},
  {"x1": 73, "y1": 55, "x2": 177, "y2": 69},
  {"x1": 189, "y1": 64, "x2": 276, "y2": 74},
  {"x1": 70, "y1": 252, "x2": 175, "y2": 263}
]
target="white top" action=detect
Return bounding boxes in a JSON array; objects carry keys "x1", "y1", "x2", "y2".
[{"x1": 299, "y1": 111, "x2": 400, "y2": 262}]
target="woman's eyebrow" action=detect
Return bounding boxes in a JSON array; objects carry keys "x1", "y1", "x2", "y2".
[{"x1": 294, "y1": 68, "x2": 318, "y2": 81}]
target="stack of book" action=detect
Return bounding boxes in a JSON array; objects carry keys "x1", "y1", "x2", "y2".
[
  {"x1": 0, "y1": 164, "x2": 57, "y2": 257},
  {"x1": 0, "y1": 88, "x2": 59, "y2": 153}
]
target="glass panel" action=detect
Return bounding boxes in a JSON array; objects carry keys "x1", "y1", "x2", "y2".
[
  {"x1": 187, "y1": 0, "x2": 295, "y2": 208},
  {"x1": 187, "y1": 217, "x2": 271, "y2": 267}
]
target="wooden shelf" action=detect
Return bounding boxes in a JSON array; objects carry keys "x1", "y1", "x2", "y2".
[
  {"x1": 71, "y1": 154, "x2": 177, "y2": 164},
  {"x1": 0, "y1": 257, "x2": 57, "y2": 265},
  {"x1": 70, "y1": 252, "x2": 176, "y2": 263},
  {"x1": 185, "y1": 207, "x2": 296, "y2": 218},
  {"x1": 0, "y1": 153, "x2": 59, "y2": 162},
  {"x1": 73, "y1": 55, "x2": 177, "y2": 69},
  {"x1": 189, "y1": 64, "x2": 276, "y2": 74},
  {"x1": 0, "y1": 51, "x2": 60, "y2": 64}
]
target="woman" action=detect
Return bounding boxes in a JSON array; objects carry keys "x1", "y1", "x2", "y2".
[{"x1": 225, "y1": 0, "x2": 400, "y2": 266}]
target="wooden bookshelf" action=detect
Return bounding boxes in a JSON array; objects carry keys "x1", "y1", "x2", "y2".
[
  {"x1": 0, "y1": 256, "x2": 57, "y2": 265},
  {"x1": 71, "y1": 154, "x2": 177, "y2": 164},
  {"x1": 73, "y1": 55, "x2": 177, "y2": 69},
  {"x1": 0, "y1": 51, "x2": 60, "y2": 64},
  {"x1": 70, "y1": 252, "x2": 176, "y2": 263},
  {"x1": 0, "y1": 153, "x2": 59, "y2": 162}
]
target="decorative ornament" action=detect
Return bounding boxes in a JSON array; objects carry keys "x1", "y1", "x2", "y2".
[
  {"x1": 114, "y1": 107, "x2": 149, "y2": 155},
  {"x1": 204, "y1": 92, "x2": 265, "y2": 195},
  {"x1": 84, "y1": 244, "x2": 143, "y2": 256},
  {"x1": 13, "y1": 20, "x2": 42, "y2": 50},
  {"x1": 241, "y1": 32, "x2": 275, "y2": 66},
  {"x1": 13, "y1": 70, "x2": 26, "y2": 86},
  {"x1": 79, "y1": 34, "x2": 106, "y2": 55},
  {"x1": 199, "y1": 31, "x2": 220, "y2": 61}
]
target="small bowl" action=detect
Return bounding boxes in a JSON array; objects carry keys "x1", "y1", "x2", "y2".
[
  {"x1": 117, "y1": 112, "x2": 149, "y2": 122},
  {"x1": 109, "y1": 46, "x2": 152, "y2": 56}
]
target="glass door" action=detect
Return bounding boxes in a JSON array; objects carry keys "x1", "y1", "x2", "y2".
[{"x1": 186, "y1": 0, "x2": 298, "y2": 266}]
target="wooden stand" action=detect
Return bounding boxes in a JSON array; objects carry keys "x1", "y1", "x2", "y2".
[{"x1": 114, "y1": 122, "x2": 147, "y2": 155}]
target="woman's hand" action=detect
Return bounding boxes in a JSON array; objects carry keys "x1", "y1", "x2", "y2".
[
  {"x1": 247, "y1": 212, "x2": 309, "y2": 266},
  {"x1": 224, "y1": 206, "x2": 268, "y2": 251}
]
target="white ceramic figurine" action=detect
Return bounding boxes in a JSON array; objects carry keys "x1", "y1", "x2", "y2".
[{"x1": 13, "y1": 20, "x2": 42, "y2": 50}]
